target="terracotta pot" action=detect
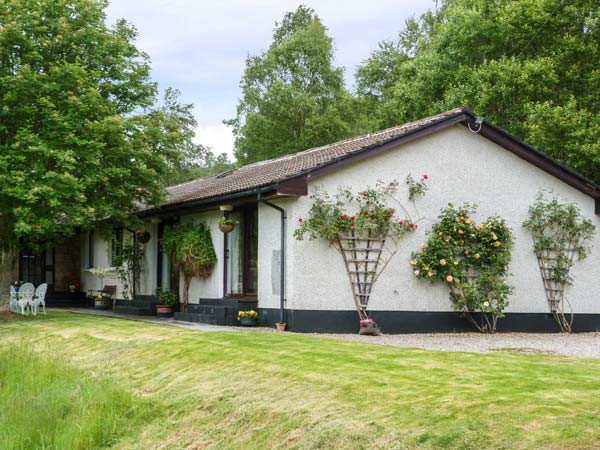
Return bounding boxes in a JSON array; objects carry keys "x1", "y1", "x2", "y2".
[
  {"x1": 219, "y1": 224, "x2": 234, "y2": 233},
  {"x1": 156, "y1": 304, "x2": 174, "y2": 318},
  {"x1": 275, "y1": 322, "x2": 286, "y2": 332}
]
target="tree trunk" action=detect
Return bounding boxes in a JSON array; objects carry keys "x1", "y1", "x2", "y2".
[
  {"x1": 0, "y1": 250, "x2": 18, "y2": 312},
  {"x1": 182, "y1": 275, "x2": 191, "y2": 311}
]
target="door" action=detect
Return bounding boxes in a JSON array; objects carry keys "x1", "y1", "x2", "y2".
[
  {"x1": 19, "y1": 249, "x2": 54, "y2": 289},
  {"x1": 225, "y1": 206, "x2": 258, "y2": 296}
]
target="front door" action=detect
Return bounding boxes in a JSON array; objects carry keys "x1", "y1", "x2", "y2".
[{"x1": 225, "y1": 206, "x2": 258, "y2": 296}]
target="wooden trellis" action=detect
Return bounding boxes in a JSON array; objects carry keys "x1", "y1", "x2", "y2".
[
  {"x1": 533, "y1": 244, "x2": 576, "y2": 332},
  {"x1": 337, "y1": 230, "x2": 390, "y2": 321}
]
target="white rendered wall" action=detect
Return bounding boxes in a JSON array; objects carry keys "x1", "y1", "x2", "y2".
[
  {"x1": 284, "y1": 125, "x2": 600, "y2": 314},
  {"x1": 80, "y1": 222, "x2": 158, "y2": 298}
]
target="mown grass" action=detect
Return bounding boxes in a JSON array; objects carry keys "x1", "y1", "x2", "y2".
[
  {"x1": 0, "y1": 344, "x2": 155, "y2": 450},
  {"x1": 1, "y1": 311, "x2": 599, "y2": 449}
]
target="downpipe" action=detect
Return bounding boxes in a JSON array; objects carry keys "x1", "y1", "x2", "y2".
[{"x1": 257, "y1": 190, "x2": 287, "y2": 325}]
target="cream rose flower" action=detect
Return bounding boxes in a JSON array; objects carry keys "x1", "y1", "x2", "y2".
[
  {"x1": 446, "y1": 275, "x2": 453, "y2": 282},
  {"x1": 414, "y1": 270, "x2": 420, "y2": 276},
  {"x1": 410, "y1": 259, "x2": 417, "y2": 266},
  {"x1": 440, "y1": 259, "x2": 447, "y2": 266}
]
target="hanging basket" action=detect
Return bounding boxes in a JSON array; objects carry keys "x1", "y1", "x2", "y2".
[
  {"x1": 136, "y1": 230, "x2": 151, "y2": 244},
  {"x1": 219, "y1": 224, "x2": 235, "y2": 233}
]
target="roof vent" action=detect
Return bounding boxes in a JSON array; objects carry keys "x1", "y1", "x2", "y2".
[{"x1": 216, "y1": 169, "x2": 235, "y2": 179}]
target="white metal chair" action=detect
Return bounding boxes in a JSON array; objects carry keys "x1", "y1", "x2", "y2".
[
  {"x1": 31, "y1": 283, "x2": 48, "y2": 315},
  {"x1": 16, "y1": 283, "x2": 35, "y2": 315},
  {"x1": 9, "y1": 286, "x2": 18, "y2": 313}
]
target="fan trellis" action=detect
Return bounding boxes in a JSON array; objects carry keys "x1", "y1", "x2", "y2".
[
  {"x1": 533, "y1": 242, "x2": 577, "y2": 332},
  {"x1": 337, "y1": 230, "x2": 389, "y2": 320}
]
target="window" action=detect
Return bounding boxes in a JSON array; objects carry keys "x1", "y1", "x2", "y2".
[
  {"x1": 111, "y1": 227, "x2": 123, "y2": 265},
  {"x1": 88, "y1": 231, "x2": 94, "y2": 268}
]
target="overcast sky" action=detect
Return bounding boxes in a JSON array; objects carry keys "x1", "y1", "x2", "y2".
[{"x1": 105, "y1": 1, "x2": 437, "y2": 159}]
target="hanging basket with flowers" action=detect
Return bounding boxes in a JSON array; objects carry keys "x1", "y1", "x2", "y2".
[{"x1": 218, "y1": 216, "x2": 240, "y2": 233}]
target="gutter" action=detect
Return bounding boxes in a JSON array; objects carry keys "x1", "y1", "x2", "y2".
[{"x1": 257, "y1": 189, "x2": 287, "y2": 325}]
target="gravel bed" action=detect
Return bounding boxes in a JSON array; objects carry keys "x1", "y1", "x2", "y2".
[{"x1": 317, "y1": 332, "x2": 600, "y2": 358}]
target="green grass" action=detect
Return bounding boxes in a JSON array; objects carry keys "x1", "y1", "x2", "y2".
[
  {"x1": 0, "y1": 345, "x2": 154, "y2": 450},
  {"x1": 1, "y1": 312, "x2": 599, "y2": 449}
]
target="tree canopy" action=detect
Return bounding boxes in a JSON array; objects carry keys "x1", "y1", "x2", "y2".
[
  {"x1": 356, "y1": 0, "x2": 600, "y2": 182},
  {"x1": 0, "y1": 0, "x2": 201, "y2": 249},
  {"x1": 226, "y1": 5, "x2": 364, "y2": 165}
]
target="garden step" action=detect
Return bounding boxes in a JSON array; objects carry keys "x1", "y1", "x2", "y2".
[
  {"x1": 174, "y1": 312, "x2": 224, "y2": 325},
  {"x1": 113, "y1": 305, "x2": 155, "y2": 316}
]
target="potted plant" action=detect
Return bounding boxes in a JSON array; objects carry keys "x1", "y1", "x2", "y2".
[
  {"x1": 359, "y1": 318, "x2": 380, "y2": 336},
  {"x1": 156, "y1": 288, "x2": 178, "y2": 318},
  {"x1": 94, "y1": 293, "x2": 111, "y2": 310},
  {"x1": 218, "y1": 217, "x2": 239, "y2": 233},
  {"x1": 238, "y1": 309, "x2": 259, "y2": 326},
  {"x1": 64, "y1": 273, "x2": 80, "y2": 293}
]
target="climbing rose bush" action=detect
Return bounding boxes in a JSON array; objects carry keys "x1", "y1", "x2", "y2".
[
  {"x1": 411, "y1": 204, "x2": 514, "y2": 333},
  {"x1": 294, "y1": 179, "x2": 423, "y2": 242}
]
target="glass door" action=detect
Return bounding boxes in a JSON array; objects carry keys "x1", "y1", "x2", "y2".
[{"x1": 226, "y1": 207, "x2": 258, "y2": 296}]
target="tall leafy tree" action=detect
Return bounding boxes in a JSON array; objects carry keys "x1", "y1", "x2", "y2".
[
  {"x1": 0, "y1": 0, "x2": 197, "y2": 249},
  {"x1": 356, "y1": 0, "x2": 600, "y2": 182},
  {"x1": 226, "y1": 5, "x2": 363, "y2": 165}
]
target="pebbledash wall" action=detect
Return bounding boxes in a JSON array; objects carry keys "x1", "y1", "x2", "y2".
[
  {"x1": 81, "y1": 124, "x2": 600, "y2": 332},
  {"x1": 264, "y1": 125, "x2": 600, "y2": 332},
  {"x1": 79, "y1": 223, "x2": 159, "y2": 299}
]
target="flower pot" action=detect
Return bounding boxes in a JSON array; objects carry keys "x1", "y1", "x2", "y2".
[
  {"x1": 275, "y1": 322, "x2": 286, "y2": 332},
  {"x1": 239, "y1": 317, "x2": 257, "y2": 326},
  {"x1": 156, "y1": 304, "x2": 174, "y2": 318},
  {"x1": 358, "y1": 321, "x2": 380, "y2": 336},
  {"x1": 219, "y1": 224, "x2": 234, "y2": 233},
  {"x1": 94, "y1": 297, "x2": 111, "y2": 310}
]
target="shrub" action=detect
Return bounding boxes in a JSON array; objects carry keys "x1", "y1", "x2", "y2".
[
  {"x1": 523, "y1": 192, "x2": 595, "y2": 332},
  {"x1": 411, "y1": 204, "x2": 514, "y2": 333},
  {"x1": 162, "y1": 223, "x2": 217, "y2": 309}
]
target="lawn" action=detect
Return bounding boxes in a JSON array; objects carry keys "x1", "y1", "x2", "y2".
[{"x1": 1, "y1": 312, "x2": 599, "y2": 449}]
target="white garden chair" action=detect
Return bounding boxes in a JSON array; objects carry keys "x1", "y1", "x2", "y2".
[
  {"x1": 9, "y1": 286, "x2": 18, "y2": 313},
  {"x1": 16, "y1": 283, "x2": 35, "y2": 315},
  {"x1": 31, "y1": 283, "x2": 48, "y2": 315}
]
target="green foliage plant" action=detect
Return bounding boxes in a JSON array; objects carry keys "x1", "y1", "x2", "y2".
[
  {"x1": 226, "y1": 5, "x2": 364, "y2": 165},
  {"x1": 0, "y1": 1, "x2": 203, "y2": 251},
  {"x1": 112, "y1": 238, "x2": 145, "y2": 301},
  {"x1": 523, "y1": 192, "x2": 595, "y2": 332},
  {"x1": 162, "y1": 223, "x2": 217, "y2": 310},
  {"x1": 355, "y1": 0, "x2": 600, "y2": 183},
  {"x1": 412, "y1": 204, "x2": 514, "y2": 333},
  {"x1": 156, "y1": 288, "x2": 179, "y2": 306}
]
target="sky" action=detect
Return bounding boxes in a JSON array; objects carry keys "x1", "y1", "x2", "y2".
[{"x1": 105, "y1": 0, "x2": 437, "y2": 160}]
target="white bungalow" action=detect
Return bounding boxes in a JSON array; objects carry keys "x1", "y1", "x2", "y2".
[{"x1": 13, "y1": 108, "x2": 600, "y2": 332}]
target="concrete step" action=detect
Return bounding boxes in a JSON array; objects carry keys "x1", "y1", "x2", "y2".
[
  {"x1": 113, "y1": 305, "x2": 156, "y2": 316},
  {"x1": 174, "y1": 312, "x2": 224, "y2": 325}
]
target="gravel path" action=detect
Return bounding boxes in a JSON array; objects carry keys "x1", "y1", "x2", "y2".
[
  {"x1": 318, "y1": 332, "x2": 600, "y2": 358},
  {"x1": 50, "y1": 308, "x2": 599, "y2": 359}
]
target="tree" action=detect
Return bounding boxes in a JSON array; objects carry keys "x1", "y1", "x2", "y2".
[
  {"x1": 356, "y1": 0, "x2": 600, "y2": 182},
  {"x1": 226, "y1": 5, "x2": 364, "y2": 165},
  {"x1": 0, "y1": 0, "x2": 197, "y2": 250}
]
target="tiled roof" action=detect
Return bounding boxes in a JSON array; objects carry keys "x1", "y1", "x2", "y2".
[{"x1": 164, "y1": 107, "x2": 467, "y2": 207}]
